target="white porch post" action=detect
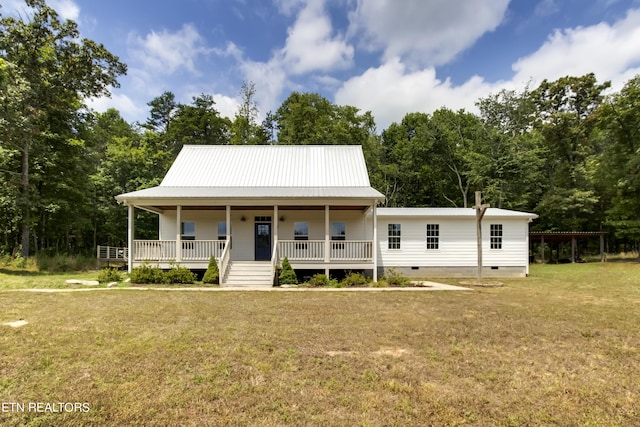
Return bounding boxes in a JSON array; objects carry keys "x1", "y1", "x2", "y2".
[
  {"x1": 176, "y1": 205, "x2": 182, "y2": 262},
  {"x1": 226, "y1": 205, "x2": 231, "y2": 241},
  {"x1": 127, "y1": 204, "x2": 134, "y2": 273},
  {"x1": 324, "y1": 205, "x2": 330, "y2": 276},
  {"x1": 372, "y1": 202, "x2": 378, "y2": 282},
  {"x1": 273, "y1": 205, "x2": 278, "y2": 248}
]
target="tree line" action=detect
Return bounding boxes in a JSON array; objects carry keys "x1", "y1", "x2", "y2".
[{"x1": 1, "y1": 0, "x2": 639, "y2": 257}]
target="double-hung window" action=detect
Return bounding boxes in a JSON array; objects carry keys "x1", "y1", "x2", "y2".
[
  {"x1": 490, "y1": 224, "x2": 503, "y2": 249},
  {"x1": 388, "y1": 224, "x2": 401, "y2": 249},
  {"x1": 294, "y1": 222, "x2": 309, "y2": 250},
  {"x1": 331, "y1": 222, "x2": 345, "y2": 250},
  {"x1": 426, "y1": 224, "x2": 439, "y2": 250}
]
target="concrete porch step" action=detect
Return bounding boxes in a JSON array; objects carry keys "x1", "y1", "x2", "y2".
[{"x1": 223, "y1": 261, "x2": 274, "y2": 287}]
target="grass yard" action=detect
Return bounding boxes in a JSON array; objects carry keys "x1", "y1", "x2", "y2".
[{"x1": 1, "y1": 262, "x2": 639, "y2": 426}]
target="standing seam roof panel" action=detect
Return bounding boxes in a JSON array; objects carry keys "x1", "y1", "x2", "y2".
[{"x1": 160, "y1": 145, "x2": 372, "y2": 187}]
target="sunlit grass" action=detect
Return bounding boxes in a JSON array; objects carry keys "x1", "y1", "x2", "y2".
[{"x1": 0, "y1": 262, "x2": 639, "y2": 425}]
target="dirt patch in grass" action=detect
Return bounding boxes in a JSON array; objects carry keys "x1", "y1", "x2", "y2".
[{"x1": 0, "y1": 262, "x2": 639, "y2": 425}]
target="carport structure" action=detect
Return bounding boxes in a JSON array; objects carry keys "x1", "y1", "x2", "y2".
[{"x1": 530, "y1": 231, "x2": 607, "y2": 263}]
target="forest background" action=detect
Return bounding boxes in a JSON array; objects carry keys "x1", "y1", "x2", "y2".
[{"x1": 1, "y1": 0, "x2": 639, "y2": 259}]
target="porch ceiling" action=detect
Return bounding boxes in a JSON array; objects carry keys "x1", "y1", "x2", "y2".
[{"x1": 152, "y1": 205, "x2": 371, "y2": 211}]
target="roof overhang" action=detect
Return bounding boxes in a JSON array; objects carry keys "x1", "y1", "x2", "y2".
[{"x1": 116, "y1": 186, "x2": 385, "y2": 213}]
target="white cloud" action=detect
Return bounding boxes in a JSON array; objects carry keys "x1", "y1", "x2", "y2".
[
  {"x1": 212, "y1": 94, "x2": 241, "y2": 120},
  {"x1": 50, "y1": 0, "x2": 80, "y2": 21},
  {"x1": 348, "y1": 0, "x2": 510, "y2": 66},
  {"x1": 226, "y1": 0, "x2": 353, "y2": 117},
  {"x1": 128, "y1": 24, "x2": 210, "y2": 76},
  {"x1": 534, "y1": 0, "x2": 559, "y2": 17},
  {"x1": 87, "y1": 93, "x2": 146, "y2": 123},
  {"x1": 512, "y1": 8, "x2": 640, "y2": 90},
  {"x1": 281, "y1": 0, "x2": 353, "y2": 74},
  {"x1": 2, "y1": 0, "x2": 81, "y2": 21},
  {"x1": 336, "y1": 7, "x2": 640, "y2": 129},
  {"x1": 335, "y1": 58, "x2": 502, "y2": 129},
  {"x1": 240, "y1": 58, "x2": 289, "y2": 118}
]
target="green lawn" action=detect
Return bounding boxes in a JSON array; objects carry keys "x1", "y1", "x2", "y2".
[{"x1": 1, "y1": 262, "x2": 639, "y2": 426}]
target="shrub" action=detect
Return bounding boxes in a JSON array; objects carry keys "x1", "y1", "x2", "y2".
[
  {"x1": 383, "y1": 268, "x2": 411, "y2": 287},
  {"x1": 97, "y1": 268, "x2": 122, "y2": 283},
  {"x1": 307, "y1": 273, "x2": 330, "y2": 287},
  {"x1": 328, "y1": 277, "x2": 342, "y2": 288},
  {"x1": 130, "y1": 264, "x2": 165, "y2": 284},
  {"x1": 340, "y1": 272, "x2": 368, "y2": 287},
  {"x1": 202, "y1": 256, "x2": 219, "y2": 284},
  {"x1": 164, "y1": 265, "x2": 197, "y2": 284},
  {"x1": 369, "y1": 280, "x2": 389, "y2": 288},
  {"x1": 279, "y1": 257, "x2": 298, "y2": 285}
]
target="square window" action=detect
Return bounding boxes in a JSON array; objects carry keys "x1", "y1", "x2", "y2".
[
  {"x1": 181, "y1": 221, "x2": 195, "y2": 241},
  {"x1": 331, "y1": 222, "x2": 346, "y2": 241},
  {"x1": 294, "y1": 222, "x2": 309, "y2": 241}
]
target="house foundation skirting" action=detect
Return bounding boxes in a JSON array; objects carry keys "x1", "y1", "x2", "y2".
[{"x1": 378, "y1": 266, "x2": 528, "y2": 278}]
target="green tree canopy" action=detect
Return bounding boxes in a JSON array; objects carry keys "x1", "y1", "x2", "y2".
[{"x1": 0, "y1": 0, "x2": 126, "y2": 256}]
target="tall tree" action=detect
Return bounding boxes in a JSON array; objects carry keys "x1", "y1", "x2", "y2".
[
  {"x1": 230, "y1": 81, "x2": 268, "y2": 145},
  {"x1": 273, "y1": 91, "x2": 376, "y2": 146},
  {"x1": 0, "y1": 0, "x2": 126, "y2": 256},
  {"x1": 477, "y1": 88, "x2": 546, "y2": 210},
  {"x1": 530, "y1": 73, "x2": 610, "y2": 230},
  {"x1": 165, "y1": 94, "x2": 231, "y2": 155},
  {"x1": 145, "y1": 91, "x2": 177, "y2": 134},
  {"x1": 596, "y1": 75, "x2": 640, "y2": 250}
]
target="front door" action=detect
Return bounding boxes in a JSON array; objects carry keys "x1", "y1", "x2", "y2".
[{"x1": 255, "y1": 223, "x2": 271, "y2": 260}]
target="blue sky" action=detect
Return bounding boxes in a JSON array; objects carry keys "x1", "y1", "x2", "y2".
[{"x1": 4, "y1": 0, "x2": 640, "y2": 129}]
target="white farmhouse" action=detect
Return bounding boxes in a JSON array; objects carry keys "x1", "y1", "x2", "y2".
[{"x1": 115, "y1": 145, "x2": 537, "y2": 285}]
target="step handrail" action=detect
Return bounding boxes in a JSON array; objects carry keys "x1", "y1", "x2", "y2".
[
  {"x1": 219, "y1": 237, "x2": 231, "y2": 285},
  {"x1": 270, "y1": 238, "x2": 279, "y2": 284}
]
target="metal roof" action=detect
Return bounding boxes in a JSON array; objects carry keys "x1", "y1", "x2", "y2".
[
  {"x1": 376, "y1": 207, "x2": 538, "y2": 219},
  {"x1": 116, "y1": 145, "x2": 385, "y2": 203},
  {"x1": 117, "y1": 186, "x2": 383, "y2": 200},
  {"x1": 161, "y1": 145, "x2": 373, "y2": 187}
]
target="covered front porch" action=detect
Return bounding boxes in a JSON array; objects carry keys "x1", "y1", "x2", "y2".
[{"x1": 126, "y1": 202, "x2": 379, "y2": 284}]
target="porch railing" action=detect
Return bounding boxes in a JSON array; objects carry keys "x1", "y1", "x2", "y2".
[
  {"x1": 181, "y1": 240, "x2": 226, "y2": 261},
  {"x1": 133, "y1": 240, "x2": 226, "y2": 262},
  {"x1": 97, "y1": 245, "x2": 128, "y2": 261},
  {"x1": 330, "y1": 240, "x2": 373, "y2": 261},
  {"x1": 278, "y1": 240, "x2": 373, "y2": 262},
  {"x1": 134, "y1": 240, "x2": 176, "y2": 261},
  {"x1": 279, "y1": 240, "x2": 325, "y2": 261}
]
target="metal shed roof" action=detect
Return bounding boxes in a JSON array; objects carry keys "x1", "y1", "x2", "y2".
[{"x1": 376, "y1": 207, "x2": 538, "y2": 219}]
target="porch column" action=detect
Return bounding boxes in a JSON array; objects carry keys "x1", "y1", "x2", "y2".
[
  {"x1": 600, "y1": 233, "x2": 605, "y2": 262},
  {"x1": 176, "y1": 205, "x2": 182, "y2": 262},
  {"x1": 324, "y1": 205, "x2": 330, "y2": 276},
  {"x1": 525, "y1": 224, "x2": 530, "y2": 276},
  {"x1": 226, "y1": 205, "x2": 231, "y2": 241},
  {"x1": 127, "y1": 204, "x2": 134, "y2": 273},
  {"x1": 273, "y1": 205, "x2": 278, "y2": 244},
  {"x1": 372, "y1": 202, "x2": 378, "y2": 282}
]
